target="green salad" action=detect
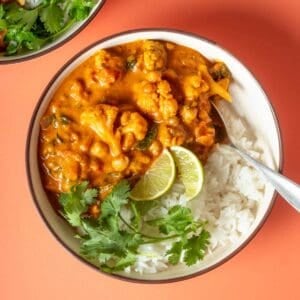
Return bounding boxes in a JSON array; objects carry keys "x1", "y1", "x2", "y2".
[{"x1": 0, "y1": 0, "x2": 97, "y2": 55}]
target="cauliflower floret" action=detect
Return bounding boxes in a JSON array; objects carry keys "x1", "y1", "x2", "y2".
[
  {"x1": 143, "y1": 40, "x2": 167, "y2": 71},
  {"x1": 127, "y1": 151, "x2": 151, "y2": 175},
  {"x1": 63, "y1": 80, "x2": 87, "y2": 103},
  {"x1": 120, "y1": 111, "x2": 148, "y2": 141},
  {"x1": 157, "y1": 123, "x2": 186, "y2": 147},
  {"x1": 182, "y1": 74, "x2": 209, "y2": 102},
  {"x1": 134, "y1": 80, "x2": 178, "y2": 121},
  {"x1": 134, "y1": 81, "x2": 158, "y2": 116},
  {"x1": 80, "y1": 104, "x2": 121, "y2": 157},
  {"x1": 91, "y1": 50, "x2": 124, "y2": 87}
]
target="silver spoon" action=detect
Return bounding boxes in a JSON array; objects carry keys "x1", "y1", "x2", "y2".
[{"x1": 211, "y1": 101, "x2": 300, "y2": 212}]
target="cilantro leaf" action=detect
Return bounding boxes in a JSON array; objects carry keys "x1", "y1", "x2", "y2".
[
  {"x1": 80, "y1": 221, "x2": 141, "y2": 270},
  {"x1": 166, "y1": 241, "x2": 183, "y2": 265},
  {"x1": 98, "y1": 253, "x2": 112, "y2": 264},
  {"x1": 40, "y1": 3, "x2": 64, "y2": 34},
  {"x1": 112, "y1": 252, "x2": 136, "y2": 271},
  {"x1": 166, "y1": 230, "x2": 210, "y2": 266},
  {"x1": 0, "y1": 5, "x2": 5, "y2": 19},
  {"x1": 58, "y1": 180, "x2": 210, "y2": 272},
  {"x1": 65, "y1": 0, "x2": 96, "y2": 21},
  {"x1": 59, "y1": 181, "x2": 98, "y2": 227},
  {"x1": 77, "y1": 181, "x2": 140, "y2": 272},
  {"x1": 80, "y1": 229, "x2": 128, "y2": 259},
  {"x1": 4, "y1": 26, "x2": 43, "y2": 54},
  {"x1": 100, "y1": 180, "x2": 130, "y2": 219},
  {"x1": 183, "y1": 230, "x2": 210, "y2": 266},
  {"x1": 147, "y1": 205, "x2": 194, "y2": 235},
  {"x1": 5, "y1": 3, "x2": 38, "y2": 31},
  {"x1": 83, "y1": 188, "x2": 98, "y2": 205}
]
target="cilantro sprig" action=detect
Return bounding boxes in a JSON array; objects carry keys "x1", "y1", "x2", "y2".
[
  {"x1": 59, "y1": 181, "x2": 98, "y2": 227},
  {"x1": 59, "y1": 180, "x2": 210, "y2": 272},
  {"x1": 0, "y1": 0, "x2": 97, "y2": 55}
]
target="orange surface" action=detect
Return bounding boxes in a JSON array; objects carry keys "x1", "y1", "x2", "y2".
[{"x1": 0, "y1": 0, "x2": 299, "y2": 299}]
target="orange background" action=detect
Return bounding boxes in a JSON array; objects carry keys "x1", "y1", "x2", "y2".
[{"x1": 1, "y1": 0, "x2": 300, "y2": 299}]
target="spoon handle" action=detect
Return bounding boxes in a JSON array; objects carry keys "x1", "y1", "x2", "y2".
[{"x1": 231, "y1": 144, "x2": 300, "y2": 212}]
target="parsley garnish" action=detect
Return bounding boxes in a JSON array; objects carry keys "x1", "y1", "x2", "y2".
[{"x1": 59, "y1": 180, "x2": 210, "y2": 272}]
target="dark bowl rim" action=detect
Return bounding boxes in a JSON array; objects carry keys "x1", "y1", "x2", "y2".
[
  {"x1": 0, "y1": 0, "x2": 106, "y2": 65},
  {"x1": 25, "y1": 28, "x2": 284, "y2": 284}
]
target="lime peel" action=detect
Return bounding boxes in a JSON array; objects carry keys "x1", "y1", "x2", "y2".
[
  {"x1": 170, "y1": 146, "x2": 204, "y2": 200},
  {"x1": 130, "y1": 149, "x2": 176, "y2": 201}
]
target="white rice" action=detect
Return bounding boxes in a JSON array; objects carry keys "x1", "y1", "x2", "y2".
[{"x1": 122, "y1": 114, "x2": 266, "y2": 274}]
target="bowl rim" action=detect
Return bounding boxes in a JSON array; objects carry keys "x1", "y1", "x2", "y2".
[
  {"x1": 25, "y1": 28, "x2": 284, "y2": 284},
  {"x1": 0, "y1": 0, "x2": 106, "y2": 65}
]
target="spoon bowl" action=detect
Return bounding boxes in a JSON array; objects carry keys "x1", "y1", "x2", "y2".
[{"x1": 212, "y1": 101, "x2": 300, "y2": 212}]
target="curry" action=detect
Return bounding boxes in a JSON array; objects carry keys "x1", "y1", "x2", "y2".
[{"x1": 39, "y1": 40, "x2": 231, "y2": 208}]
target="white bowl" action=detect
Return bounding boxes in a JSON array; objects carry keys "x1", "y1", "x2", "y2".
[
  {"x1": 26, "y1": 29, "x2": 283, "y2": 283},
  {"x1": 0, "y1": 0, "x2": 106, "y2": 64}
]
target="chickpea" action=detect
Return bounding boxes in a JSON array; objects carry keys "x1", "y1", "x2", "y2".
[
  {"x1": 90, "y1": 141, "x2": 109, "y2": 159},
  {"x1": 112, "y1": 154, "x2": 129, "y2": 172},
  {"x1": 89, "y1": 204, "x2": 100, "y2": 218},
  {"x1": 197, "y1": 135, "x2": 214, "y2": 146},
  {"x1": 50, "y1": 105, "x2": 58, "y2": 114},
  {"x1": 62, "y1": 159, "x2": 79, "y2": 181},
  {"x1": 90, "y1": 159, "x2": 102, "y2": 172},
  {"x1": 200, "y1": 80, "x2": 209, "y2": 92},
  {"x1": 70, "y1": 132, "x2": 79, "y2": 142},
  {"x1": 180, "y1": 105, "x2": 198, "y2": 124},
  {"x1": 172, "y1": 135, "x2": 185, "y2": 146},
  {"x1": 199, "y1": 110, "x2": 211, "y2": 122},
  {"x1": 134, "y1": 151, "x2": 151, "y2": 164},
  {"x1": 42, "y1": 143, "x2": 54, "y2": 156},
  {"x1": 149, "y1": 140, "x2": 162, "y2": 156},
  {"x1": 190, "y1": 75, "x2": 201, "y2": 88},
  {"x1": 166, "y1": 42, "x2": 175, "y2": 50},
  {"x1": 185, "y1": 85, "x2": 198, "y2": 100},
  {"x1": 194, "y1": 123, "x2": 215, "y2": 146},
  {"x1": 79, "y1": 138, "x2": 92, "y2": 153},
  {"x1": 167, "y1": 116, "x2": 180, "y2": 126}
]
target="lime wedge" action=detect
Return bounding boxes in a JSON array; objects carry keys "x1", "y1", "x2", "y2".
[
  {"x1": 170, "y1": 146, "x2": 204, "y2": 200},
  {"x1": 130, "y1": 149, "x2": 176, "y2": 201}
]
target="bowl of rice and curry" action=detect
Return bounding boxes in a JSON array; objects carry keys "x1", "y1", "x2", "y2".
[
  {"x1": 26, "y1": 29, "x2": 282, "y2": 282},
  {"x1": 0, "y1": 0, "x2": 105, "y2": 63}
]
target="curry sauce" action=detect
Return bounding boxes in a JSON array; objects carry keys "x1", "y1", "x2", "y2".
[{"x1": 39, "y1": 40, "x2": 231, "y2": 206}]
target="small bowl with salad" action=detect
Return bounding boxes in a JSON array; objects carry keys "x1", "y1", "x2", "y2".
[{"x1": 0, "y1": 0, "x2": 105, "y2": 63}]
